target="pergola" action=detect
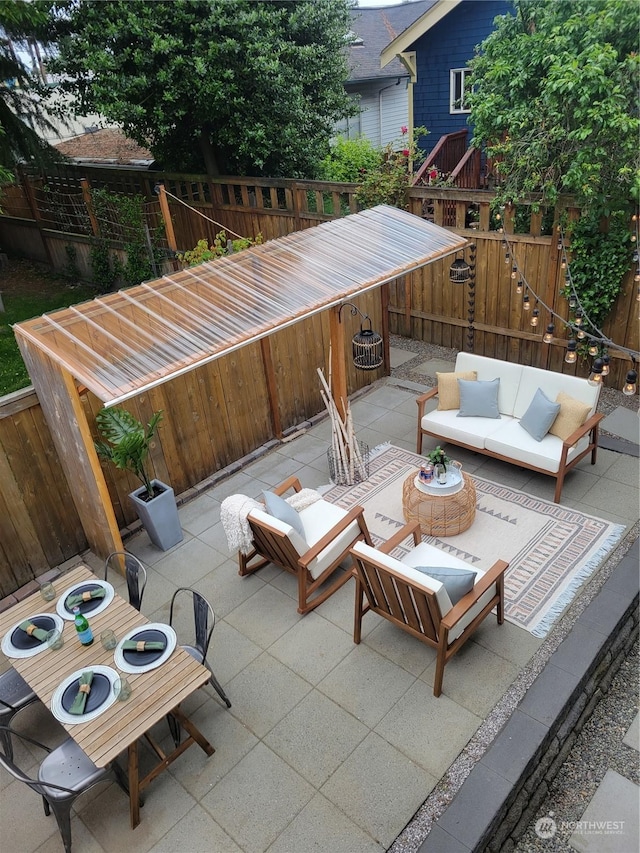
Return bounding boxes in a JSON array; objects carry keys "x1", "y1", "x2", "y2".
[{"x1": 14, "y1": 205, "x2": 467, "y2": 558}]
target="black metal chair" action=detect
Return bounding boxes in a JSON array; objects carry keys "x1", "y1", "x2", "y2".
[
  {"x1": 104, "y1": 551, "x2": 147, "y2": 611},
  {"x1": 0, "y1": 669, "x2": 39, "y2": 761},
  {"x1": 169, "y1": 587, "x2": 231, "y2": 709},
  {"x1": 0, "y1": 724, "x2": 129, "y2": 853}
]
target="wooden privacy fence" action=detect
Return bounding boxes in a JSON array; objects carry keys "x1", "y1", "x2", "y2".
[{"x1": 0, "y1": 166, "x2": 637, "y2": 595}]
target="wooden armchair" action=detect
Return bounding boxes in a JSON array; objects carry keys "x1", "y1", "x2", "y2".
[
  {"x1": 350, "y1": 521, "x2": 509, "y2": 696},
  {"x1": 238, "y1": 476, "x2": 371, "y2": 615}
]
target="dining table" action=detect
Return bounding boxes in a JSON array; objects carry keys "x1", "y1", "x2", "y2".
[{"x1": 0, "y1": 564, "x2": 215, "y2": 829}]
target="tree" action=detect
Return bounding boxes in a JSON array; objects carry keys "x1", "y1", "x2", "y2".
[
  {"x1": 48, "y1": 0, "x2": 357, "y2": 177},
  {"x1": 0, "y1": 0, "x2": 63, "y2": 183},
  {"x1": 469, "y1": 0, "x2": 640, "y2": 218}
]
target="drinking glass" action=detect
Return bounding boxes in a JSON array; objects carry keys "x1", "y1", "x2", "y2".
[
  {"x1": 113, "y1": 677, "x2": 132, "y2": 701},
  {"x1": 45, "y1": 629, "x2": 64, "y2": 650},
  {"x1": 100, "y1": 629, "x2": 117, "y2": 651},
  {"x1": 39, "y1": 581, "x2": 56, "y2": 602}
]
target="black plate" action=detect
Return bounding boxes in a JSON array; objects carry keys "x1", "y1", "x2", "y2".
[
  {"x1": 11, "y1": 615, "x2": 56, "y2": 649},
  {"x1": 64, "y1": 583, "x2": 104, "y2": 616},
  {"x1": 61, "y1": 672, "x2": 111, "y2": 714},
  {"x1": 122, "y1": 629, "x2": 167, "y2": 666}
]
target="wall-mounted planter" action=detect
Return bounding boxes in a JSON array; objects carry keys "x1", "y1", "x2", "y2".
[{"x1": 129, "y1": 479, "x2": 183, "y2": 551}]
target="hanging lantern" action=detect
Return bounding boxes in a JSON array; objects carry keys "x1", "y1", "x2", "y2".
[
  {"x1": 543, "y1": 323, "x2": 555, "y2": 343},
  {"x1": 351, "y1": 318, "x2": 383, "y2": 370},
  {"x1": 449, "y1": 257, "x2": 471, "y2": 284},
  {"x1": 601, "y1": 353, "x2": 610, "y2": 376}
]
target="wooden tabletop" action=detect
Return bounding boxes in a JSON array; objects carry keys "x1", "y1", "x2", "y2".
[{"x1": 0, "y1": 565, "x2": 211, "y2": 768}]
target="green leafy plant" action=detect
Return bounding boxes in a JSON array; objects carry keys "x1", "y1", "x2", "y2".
[
  {"x1": 318, "y1": 135, "x2": 381, "y2": 183},
  {"x1": 177, "y1": 231, "x2": 263, "y2": 268},
  {"x1": 94, "y1": 408, "x2": 163, "y2": 500},
  {"x1": 89, "y1": 237, "x2": 117, "y2": 293},
  {"x1": 426, "y1": 446, "x2": 451, "y2": 471},
  {"x1": 356, "y1": 126, "x2": 428, "y2": 210}
]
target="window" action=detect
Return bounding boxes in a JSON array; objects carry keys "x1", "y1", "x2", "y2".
[{"x1": 450, "y1": 68, "x2": 472, "y2": 114}]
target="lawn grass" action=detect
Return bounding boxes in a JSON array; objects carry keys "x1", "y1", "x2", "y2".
[{"x1": 0, "y1": 271, "x2": 97, "y2": 396}]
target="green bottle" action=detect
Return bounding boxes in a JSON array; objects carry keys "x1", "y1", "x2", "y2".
[{"x1": 73, "y1": 606, "x2": 94, "y2": 645}]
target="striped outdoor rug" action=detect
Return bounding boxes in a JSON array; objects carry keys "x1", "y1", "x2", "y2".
[{"x1": 323, "y1": 444, "x2": 626, "y2": 637}]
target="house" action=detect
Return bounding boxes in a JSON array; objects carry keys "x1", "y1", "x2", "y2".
[
  {"x1": 342, "y1": 0, "x2": 513, "y2": 162},
  {"x1": 380, "y1": 0, "x2": 513, "y2": 156},
  {"x1": 337, "y1": 0, "x2": 436, "y2": 147}
]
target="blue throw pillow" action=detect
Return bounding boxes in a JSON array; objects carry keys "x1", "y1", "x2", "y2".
[
  {"x1": 415, "y1": 566, "x2": 477, "y2": 605},
  {"x1": 519, "y1": 387, "x2": 561, "y2": 442},
  {"x1": 457, "y1": 378, "x2": 501, "y2": 419},
  {"x1": 262, "y1": 491, "x2": 306, "y2": 538}
]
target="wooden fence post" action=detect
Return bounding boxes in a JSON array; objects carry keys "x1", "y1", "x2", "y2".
[
  {"x1": 156, "y1": 181, "x2": 178, "y2": 255},
  {"x1": 16, "y1": 166, "x2": 55, "y2": 267},
  {"x1": 80, "y1": 178, "x2": 100, "y2": 237}
]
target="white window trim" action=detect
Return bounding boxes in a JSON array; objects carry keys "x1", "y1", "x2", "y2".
[{"x1": 450, "y1": 68, "x2": 472, "y2": 114}]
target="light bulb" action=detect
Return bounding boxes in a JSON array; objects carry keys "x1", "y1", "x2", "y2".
[
  {"x1": 511, "y1": 268, "x2": 517, "y2": 279},
  {"x1": 543, "y1": 324, "x2": 555, "y2": 343},
  {"x1": 574, "y1": 312, "x2": 583, "y2": 327},
  {"x1": 523, "y1": 294, "x2": 530, "y2": 310},
  {"x1": 588, "y1": 358, "x2": 604, "y2": 385},
  {"x1": 577, "y1": 328, "x2": 586, "y2": 340},
  {"x1": 565, "y1": 340, "x2": 577, "y2": 364},
  {"x1": 569, "y1": 296, "x2": 577, "y2": 309},
  {"x1": 505, "y1": 253, "x2": 510, "y2": 263},
  {"x1": 623, "y1": 370, "x2": 637, "y2": 396},
  {"x1": 561, "y1": 259, "x2": 566, "y2": 269},
  {"x1": 516, "y1": 280, "x2": 523, "y2": 294},
  {"x1": 588, "y1": 344, "x2": 599, "y2": 356},
  {"x1": 530, "y1": 309, "x2": 539, "y2": 327},
  {"x1": 601, "y1": 354, "x2": 610, "y2": 376}
]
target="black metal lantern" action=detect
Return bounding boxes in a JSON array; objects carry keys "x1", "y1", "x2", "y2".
[
  {"x1": 449, "y1": 257, "x2": 471, "y2": 284},
  {"x1": 352, "y1": 318, "x2": 383, "y2": 370}
]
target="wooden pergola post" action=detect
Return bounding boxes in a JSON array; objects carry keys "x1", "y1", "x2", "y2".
[{"x1": 329, "y1": 305, "x2": 348, "y2": 421}]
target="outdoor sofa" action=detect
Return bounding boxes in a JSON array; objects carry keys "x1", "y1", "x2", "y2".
[{"x1": 416, "y1": 352, "x2": 603, "y2": 502}]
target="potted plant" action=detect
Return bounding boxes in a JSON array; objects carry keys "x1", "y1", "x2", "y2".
[
  {"x1": 426, "y1": 445, "x2": 450, "y2": 470},
  {"x1": 94, "y1": 407, "x2": 183, "y2": 550}
]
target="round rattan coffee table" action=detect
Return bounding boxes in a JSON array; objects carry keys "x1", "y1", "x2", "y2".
[{"x1": 402, "y1": 470, "x2": 476, "y2": 537}]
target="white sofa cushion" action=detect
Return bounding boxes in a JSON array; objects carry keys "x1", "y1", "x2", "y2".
[
  {"x1": 421, "y1": 409, "x2": 514, "y2": 449},
  {"x1": 485, "y1": 418, "x2": 590, "y2": 473},
  {"x1": 455, "y1": 353, "x2": 523, "y2": 416}
]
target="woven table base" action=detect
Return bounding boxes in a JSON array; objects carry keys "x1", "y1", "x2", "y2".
[{"x1": 402, "y1": 471, "x2": 477, "y2": 536}]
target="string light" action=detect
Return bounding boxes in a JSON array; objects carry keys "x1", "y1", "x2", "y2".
[
  {"x1": 588, "y1": 358, "x2": 604, "y2": 385},
  {"x1": 500, "y1": 222, "x2": 639, "y2": 395},
  {"x1": 623, "y1": 368, "x2": 638, "y2": 396},
  {"x1": 565, "y1": 339, "x2": 577, "y2": 364}
]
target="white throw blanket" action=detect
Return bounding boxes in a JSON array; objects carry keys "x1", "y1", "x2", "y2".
[{"x1": 220, "y1": 488, "x2": 322, "y2": 555}]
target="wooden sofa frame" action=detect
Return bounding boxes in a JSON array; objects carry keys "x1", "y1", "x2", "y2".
[
  {"x1": 351, "y1": 521, "x2": 509, "y2": 696},
  {"x1": 416, "y1": 386, "x2": 604, "y2": 503}
]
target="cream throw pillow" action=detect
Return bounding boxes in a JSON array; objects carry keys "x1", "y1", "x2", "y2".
[
  {"x1": 548, "y1": 392, "x2": 592, "y2": 441},
  {"x1": 436, "y1": 371, "x2": 477, "y2": 410}
]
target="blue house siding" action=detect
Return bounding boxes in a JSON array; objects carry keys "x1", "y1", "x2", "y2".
[{"x1": 412, "y1": 0, "x2": 513, "y2": 154}]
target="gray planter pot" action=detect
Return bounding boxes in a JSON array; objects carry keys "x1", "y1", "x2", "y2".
[{"x1": 129, "y1": 479, "x2": 183, "y2": 551}]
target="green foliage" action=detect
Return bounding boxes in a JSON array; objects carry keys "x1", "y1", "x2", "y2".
[
  {"x1": 318, "y1": 136, "x2": 381, "y2": 183},
  {"x1": 355, "y1": 126, "x2": 428, "y2": 211},
  {"x1": 89, "y1": 237, "x2": 117, "y2": 293},
  {"x1": 0, "y1": 0, "x2": 65, "y2": 180},
  {"x1": 426, "y1": 446, "x2": 451, "y2": 470},
  {"x1": 177, "y1": 230, "x2": 263, "y2": 267},
  {"x1": 90, "y1": 189, "x2": 162, "y2": 287},
  {"x1": 63, "y1": 244, "x2": 80, "y2": 279},
  {"x1": 48, "y1": 0, "x2": 356, "y2": 178},
  {"x1": 95, "y1": 407, "x2": 163, "y2": 499},
  {"x1": 469, "y1": 0, "x2": 639, "y2": 218},
  {"x1": 562, "y1": 211, "x2": 633, "y2": 331}
]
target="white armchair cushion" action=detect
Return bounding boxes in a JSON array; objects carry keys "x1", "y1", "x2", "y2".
[{"x1": 298, "y1": 500, "x2": 360, "y2": 580}]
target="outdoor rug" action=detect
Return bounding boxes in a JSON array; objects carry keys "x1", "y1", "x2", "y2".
[{"x1": 322, "y1": 444, "x2": 626, "y2": 637}]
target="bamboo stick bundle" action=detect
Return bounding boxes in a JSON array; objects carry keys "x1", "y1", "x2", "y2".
[{"x1": 317, "y1": 367, "x2": 368, "y2": 485}]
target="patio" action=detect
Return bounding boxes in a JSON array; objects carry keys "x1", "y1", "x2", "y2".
[{"x1": 1, "y1": 341, "x2": 638, "y2": 853}]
